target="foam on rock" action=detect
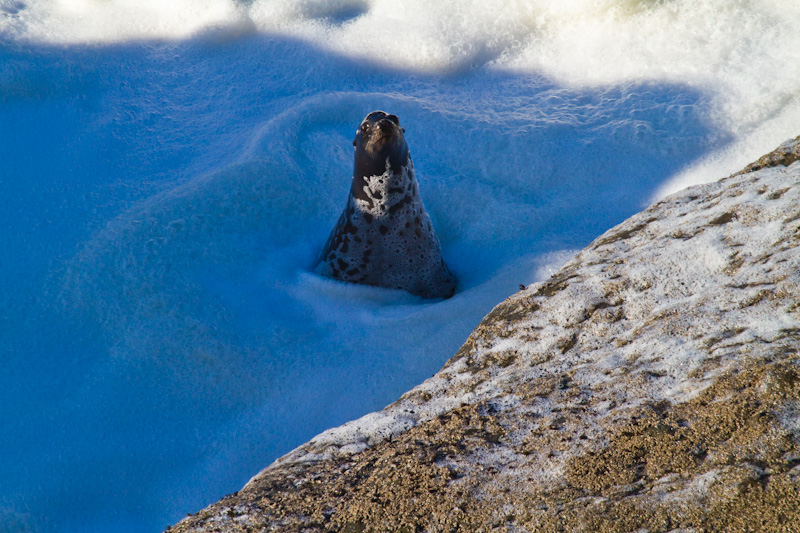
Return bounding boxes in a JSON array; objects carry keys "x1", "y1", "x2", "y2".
[{"x1": 168, "y1": 136, "x2": 800, "y2": 532}]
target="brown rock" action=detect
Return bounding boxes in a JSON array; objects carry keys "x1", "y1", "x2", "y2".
[{"x1": 168, "y1": 137, "x2": 800, "y2": 533}]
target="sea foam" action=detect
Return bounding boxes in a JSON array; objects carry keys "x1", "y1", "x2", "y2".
[{"x1": 1, "y1": 1, "x2": 799, "y2": 531}]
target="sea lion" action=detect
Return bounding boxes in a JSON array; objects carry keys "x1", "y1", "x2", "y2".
[{"x1": 316, "y1": 111, "x2": 457, "y2": 299}]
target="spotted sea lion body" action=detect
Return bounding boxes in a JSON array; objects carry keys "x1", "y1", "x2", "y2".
[{"x1": 317, "y1": 111, "x2": 457, "y2": 299}]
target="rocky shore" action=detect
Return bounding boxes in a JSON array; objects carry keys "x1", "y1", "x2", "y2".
[{"x1": 168, "y1": 136, "x2": 800, "y2": 532}]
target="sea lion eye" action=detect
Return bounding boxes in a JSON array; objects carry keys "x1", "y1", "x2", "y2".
[{"x1": 387, "y1": 114, "x2": 399, "y2": 125}]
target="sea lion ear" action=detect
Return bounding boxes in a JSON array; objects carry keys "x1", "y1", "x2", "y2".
[
  {"x1": 402, "y1": 128, "x2": 405, "y2": 133},
  {"x1": 353, "y1": 139, "x2": 357, "y2": 146}
]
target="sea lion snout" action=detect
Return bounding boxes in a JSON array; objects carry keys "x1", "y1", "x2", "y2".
[
  {"x1": 354, "y1": 111, "x2": 409, "y2": 174},
  {"x1": 376, "y1": 118, "x2": 395, "y2": 134},
  {"x1": 360, "y1": 111, "x2": 401, "y2": 140},
  {"x1": 378, "y1": 114, "x2": 400, "y2": 127},
  {"x1": 372, "y1": 118, "x2": 401, "y2": 146}
]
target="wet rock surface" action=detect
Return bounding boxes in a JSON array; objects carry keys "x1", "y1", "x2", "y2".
[{"x1": 168, "y1": 138, "x2": 800, "y2": 532}]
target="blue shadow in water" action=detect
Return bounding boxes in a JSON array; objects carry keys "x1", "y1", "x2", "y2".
[{"x1": 0, "y1": 28, "x2": 723, "y2": 533}]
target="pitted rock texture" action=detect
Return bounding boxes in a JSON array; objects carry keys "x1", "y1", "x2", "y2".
[
  {"x1": 737, "y1": 134, "x2": 800, "y2": 175},
  {"x1": 168, "y1": 138, "x2": 800, "y2": 533}
]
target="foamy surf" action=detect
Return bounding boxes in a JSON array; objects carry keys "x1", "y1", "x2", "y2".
[{"x1": 1, "y1": 1, "x2": 799, "y2": 531}]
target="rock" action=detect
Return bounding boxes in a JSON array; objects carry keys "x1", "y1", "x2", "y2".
[
  {"x1": 736, "y1": 134, "x2": 800, "y2": 176},
  {"x1": 168, "y1": 137, "x2": 800, "y2": 532}
]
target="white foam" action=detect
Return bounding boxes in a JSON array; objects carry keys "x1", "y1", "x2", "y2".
[
  {"x1": 7, "y1": 0, "x2": 799, "y2": 190},
  {"x1": 3, "y1": 1, "x2": 800, "y2": 531},
  {"x1": 2, "y1": 0, "x2": 246, "y2": 42}
]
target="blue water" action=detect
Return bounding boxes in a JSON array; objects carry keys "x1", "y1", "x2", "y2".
[{"x1": 1, "y1": 3, "x2": 796, "y2": 530}]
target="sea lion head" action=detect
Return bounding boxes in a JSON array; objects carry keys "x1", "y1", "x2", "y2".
[{"x1": 352, "y1": 110, "x2": 409, "y2": 180}]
